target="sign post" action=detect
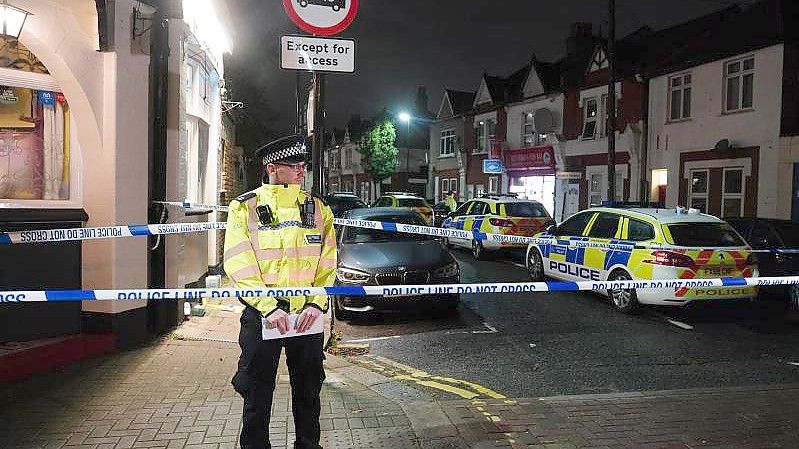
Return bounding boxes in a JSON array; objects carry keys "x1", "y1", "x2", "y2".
[{"x1": 281, "y1": 0, "x2": 358, "y2": 196}]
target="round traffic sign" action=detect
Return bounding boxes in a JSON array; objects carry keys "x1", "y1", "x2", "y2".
[{"x1": 282, "y1": 0, "x2": 358, "y2": 36}]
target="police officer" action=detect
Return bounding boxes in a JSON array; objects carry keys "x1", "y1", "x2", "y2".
[
  {"x1": 223, "y1": 134, "x2": 337, "y2": 449},
  {"x1": 444, "y1": 190, "x2": 458, "y2": 213}
]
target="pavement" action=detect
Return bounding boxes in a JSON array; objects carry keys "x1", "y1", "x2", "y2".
[{"x1": 1, "y1": 296, "x2": 799, "y2": 449}]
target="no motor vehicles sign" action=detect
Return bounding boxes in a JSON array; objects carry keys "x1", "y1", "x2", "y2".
[{"x1": 282, "y1": 0, "x2": 358, "y2": 36}]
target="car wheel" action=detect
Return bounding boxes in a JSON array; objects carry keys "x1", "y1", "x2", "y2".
[
  {"x1": 790, "y1": 285, "x2": 799, "y2": 311},
  {"x1": 333, "y1": 298, "x2": 352, "y2": 321},
  {"x1": 608, "y1": 270, "x2": 639, "y2": 314},
  {"x1": 526, "y1": 248, "x2": 545, "y2": 282},
  {"x1": 471, "y1": 239, "x2": 485, "y2": 260}
]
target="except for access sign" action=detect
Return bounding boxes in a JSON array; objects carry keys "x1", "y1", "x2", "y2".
[
  {"x1": 281, "y1": 35, "x2": 355, "y2": 73},
  {"x1": 283, "y1": 0, "x2": 358, "y2": 36}
]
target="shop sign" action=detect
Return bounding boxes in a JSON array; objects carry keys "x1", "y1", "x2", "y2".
[
  {"x1": 38, "y1": 91, "x2": 55, "y2": 106},
  {"x1": 504, "y1": 146, "x2": 555, "y2": 170},
  {"x1": 556, "y1": 171, "x2": 582, "y2": 180},
  {"x1": 483, "y1": 158, "x2": 503, "y2": 174}
]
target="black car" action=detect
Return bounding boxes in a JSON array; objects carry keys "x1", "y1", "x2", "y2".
[
  {"x1": 333, "y1": 207, "x2": 460, "y2": 319},
  {"x1": 726, "y1": 217, "x2": 799, "y2": 309},
  {"x1": 325, "y1": 192, "x2": 367, "y2": 218},
  {"x1": 432, "y1": 201, "x2": 456, "y2": 227}
]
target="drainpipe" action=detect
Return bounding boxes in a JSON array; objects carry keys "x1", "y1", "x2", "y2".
[{"x1": 147, "y1": 4, "x2": 169, "y2": 328}]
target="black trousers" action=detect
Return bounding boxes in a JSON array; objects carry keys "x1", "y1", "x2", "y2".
[{"x1": 234, "y1": 307, "x2": 325, "y2": 449}]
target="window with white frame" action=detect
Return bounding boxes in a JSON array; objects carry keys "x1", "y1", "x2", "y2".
[
  {"x1": 689, "y1": 169, "x2": 708, "y2": 213},
  {"x1": 344, "y1": 148, "x2": 352, "y2": 168},
  {"x1": 669, "y1": 73, "x2": 692, "y2": 120},
  {"x1": 488, "y1": 176, "x2": 499, "y2": 193},
  {"x1": 582, "y1": 98, "x2": 598, "y2": 139},
  {"x1": 440, "y1": 129, "x2": 456, "y2": 156},
  {"x1": 474, "y1": 119, "x2": 495, "y2": 153},
  {"x1": 725, "y1": 56, "x2": 754, "y2": 112},
  {"x1": 722, "y1": 168, "x2": 744, "y2": 217},
  {"x1": 522, "y1": 112, "x2": 535, "y2": 146}
]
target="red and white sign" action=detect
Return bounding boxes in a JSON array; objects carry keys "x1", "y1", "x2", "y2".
[
  {"x1": 282, "y1": 0, "x2": 358, "y2": 36},
  {"x1": 504, "y1": 146, "x2": 555, "y2": 170}
]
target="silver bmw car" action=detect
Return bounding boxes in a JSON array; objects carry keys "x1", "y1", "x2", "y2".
[{"x1": 334, "y1": 207, "x2": 461, "y2": 320}]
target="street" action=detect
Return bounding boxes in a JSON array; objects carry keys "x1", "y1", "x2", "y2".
[{"x1": 335, "y1": 248, "x2": 799, "y2": 399}]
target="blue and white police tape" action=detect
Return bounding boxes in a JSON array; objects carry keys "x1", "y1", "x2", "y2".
[
  {"x1": 3, "y1": 216, "x2": 799, "y2": 255},
  {"x1": 1, "y1": 276, "x2": 798, "y2": 303},
  {"x1": 0, "y1": 222, "x2": 226, "y2": 244},
  {"x1": 153, "y1": 201, "x2": 229, "y2": 212}
]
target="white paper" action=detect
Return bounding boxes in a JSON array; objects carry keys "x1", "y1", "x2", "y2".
[{"x1": 261, "y1": 314, "x2": 324, "y2": 340}]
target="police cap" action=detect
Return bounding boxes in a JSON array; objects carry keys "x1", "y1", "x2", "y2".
[{"x1": 255, "y1": 134, "x2": 309, "y2": 166}]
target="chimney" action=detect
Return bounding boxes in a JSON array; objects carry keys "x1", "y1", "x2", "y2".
[
  {"x1": 567, "y1": 22, "x2": 593, "y2": 60},
  {"x1": 415, "y1": 86, "x2": 429, "y2": 115}
]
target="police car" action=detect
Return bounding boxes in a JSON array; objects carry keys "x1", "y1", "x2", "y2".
[
  {"x1": 526, "y1": 204, "x2": 758, "y2": 313},
  {"x1": 373, "y1": 192, "x2": 434, "y2": 226},
  {"x1": 442, "y1": 193, "x2": 553, "y2": 260}
]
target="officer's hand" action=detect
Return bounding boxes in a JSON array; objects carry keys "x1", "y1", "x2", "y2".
[
  {"x1": 295, "y1": 306, "x2": 322, "y2": 333},
  {"x1": 266, "y1": 309, "x2": 290, "y2": 335}
]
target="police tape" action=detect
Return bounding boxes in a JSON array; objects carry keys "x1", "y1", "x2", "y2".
[
  {"x1": 153, "y1": 201, "x2": 229, "y2": 212},
  {"x1": 0, "y1": 276, "x2": 797, "y2": 303},
  {"x1": 2, "y1": 216, "x2": 798, "y2": 255},
  {"x1": 0, "y1": 222, "x2": 227, "y2": 244}
]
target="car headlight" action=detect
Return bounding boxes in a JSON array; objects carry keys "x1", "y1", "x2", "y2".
[
  {"x1": 433, "y1": 261, "x2": 459, "y2": 278},
  {"x1": 336, "y1": 267, "x2": 371, "y2": 283}
]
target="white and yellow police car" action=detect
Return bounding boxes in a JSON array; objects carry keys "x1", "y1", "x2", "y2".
[
  {"x1": 526, "y1": 204, "x2": 758, "y2": 313},
  {"x1": 374, "y1": 192, "x2": 434, "y2": 226},
  {"x1": 443, "y1": 194, "x2": 553, "y2": 260}
]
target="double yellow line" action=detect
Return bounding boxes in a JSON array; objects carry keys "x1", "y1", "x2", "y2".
[{"x1": 353, "y1": 354, "x2": 518, "y2": 424}]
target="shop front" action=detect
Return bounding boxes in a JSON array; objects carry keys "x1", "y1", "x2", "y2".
[{"x1": 505, "y1": 145, "x2": 556, "y2": 216}]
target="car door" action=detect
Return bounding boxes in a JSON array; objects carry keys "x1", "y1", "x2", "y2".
[
  {"x1": 749, "y1": 220, "x2": 783, "y2": 277},
  {"x1": 544, "y1": 211, "x2": 595, "y2": 280},
  {"x1": 444, "y1": 201, "x2": 474, "y2": 247},
  {"x1": 583, "y1": 212, "x2": 623, "y2": 281}
]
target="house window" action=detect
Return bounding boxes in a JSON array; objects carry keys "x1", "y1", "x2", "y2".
[
  {"x1": 474, "y1": 119, "x2": 495, "y2": 154},
  {"x1": 440, "y1": 129, "x2": 456, "y2": 156},
  {"x1": 669, "y1": 73, "x2": 692, "y2": 120},
  {"x1": 689, "y1": 169, "x2": 708, "y2": 213},
  {"x1": 344, "y1": 148, "x2": 352, "y2": 168},
  {"x1": 522, "y1": 112, "x2": 534, "y2": 146},
  {"x1": 722, "y1": 168, "x2": 744, "y2": 217},
  {"x1": 725, "y1": 56, "x2": 754, "y2": 112},
  {"x1": 582, "y1": 98, "x2": 598, "y2": 139},
  {"x1": 488, "y1": 176, "x2": 499, "y2": 193}
]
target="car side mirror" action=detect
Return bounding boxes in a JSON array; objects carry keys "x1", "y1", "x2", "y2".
[
  {"x1": 753, "y1": 237, "x2": 769, "y2": 249},
  {"x1": 447, "y1": 212, "x2": 455, "y2": 218},
  {"x1": 545, "y1": 224, "x2": 558, "y2": 235}
]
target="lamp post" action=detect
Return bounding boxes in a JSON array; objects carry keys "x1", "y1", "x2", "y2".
[{"x1": 0, "y1": 1, "x2": 30, "y2": 39}]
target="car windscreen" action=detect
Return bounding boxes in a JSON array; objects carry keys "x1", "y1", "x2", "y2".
[
  {"x1": 502, "y1": 202, "x2": 548, "y2": 217},
  {"x1": 397, "y1": 198, "x2": 427, "y2": 208},
  {"x1": 331, "y1": 197, "x2": 366, "y2": 209},
  {"x1": 664, "y1": 222, "x2": 746, "y2": 247},
  {"x1": 343, "y1": 215, "x2": 430, "y2": 243},
  {"x1": 771, "y1": 222, "x2": 799, "y2": 248}
]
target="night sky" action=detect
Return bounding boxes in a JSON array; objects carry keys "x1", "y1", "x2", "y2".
[{"x1": 225, "y1": 0, "x2": 756, "y2": 151}]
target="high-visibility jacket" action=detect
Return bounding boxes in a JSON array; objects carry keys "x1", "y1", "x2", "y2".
[
  {"x1": 223, "y1": 183, "x2": 337, "y2": 316},
  {"x1": 444, "y1": 194, "x2": 457, "y2": 212}
]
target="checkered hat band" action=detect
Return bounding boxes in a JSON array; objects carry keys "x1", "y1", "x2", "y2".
[{"x1": 262, "y1": 143, "x2": 306, "y2": 165}]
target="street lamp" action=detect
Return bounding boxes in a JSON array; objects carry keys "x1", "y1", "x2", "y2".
[{"x1": 0, "y1": 1, "x2": 30, "y2": 39}]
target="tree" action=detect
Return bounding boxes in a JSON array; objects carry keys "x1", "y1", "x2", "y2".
[{"x1": 359, "y1": 119, "x2": 398, "y2": 184}]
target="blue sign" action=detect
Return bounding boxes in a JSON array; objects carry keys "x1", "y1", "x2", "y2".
[
  {"x1": 38, "y1": 91, "x2": 55, "y2": 106},
  {"x1": 483, "y1": 158, "x2": 503, "y2": 174}
]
